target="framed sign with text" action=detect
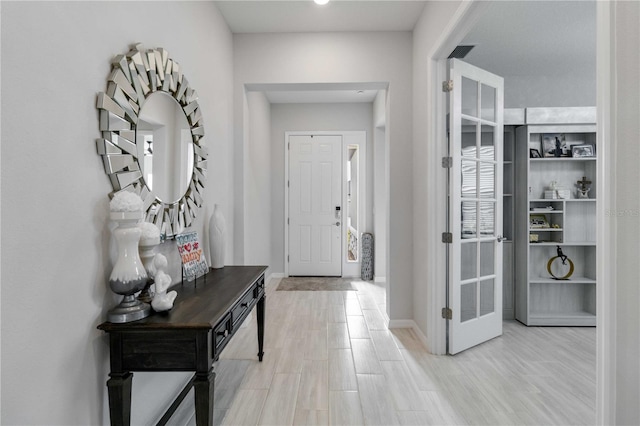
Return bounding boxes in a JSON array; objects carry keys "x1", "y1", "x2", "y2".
[{"x1": 175, "y1": 232, "x2": 208, "y2": 281}]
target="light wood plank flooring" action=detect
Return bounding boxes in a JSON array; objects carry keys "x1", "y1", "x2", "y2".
[{"x1": 208, "y1": 277, "x2": 595, "y2": 425}]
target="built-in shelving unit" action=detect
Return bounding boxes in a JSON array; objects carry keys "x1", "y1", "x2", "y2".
[
  {"x1": 502, "y1": 125, "x2": 516, "y2": 319},
  {"x1": 515, "y1": 123, "x2": 597, "y2": 326}
]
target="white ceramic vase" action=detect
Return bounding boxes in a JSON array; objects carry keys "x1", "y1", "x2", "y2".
[
  {"x1": 108, "y1": 211, "x2": 151, "y2": 323},
  {"x1": 209, "y1": 204, "x2": 226, "y2": 269},
  {"x1": 137, "y1": 239, "x2": 159, "y2": 303},
  {"x1": 139, "y1": 242, "x2": 159, "y2": 279}
]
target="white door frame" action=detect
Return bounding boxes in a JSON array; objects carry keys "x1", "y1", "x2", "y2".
[
  {"x1": 425, "y1": 1, "x2": 613, "y2": 422},
  {"x1": 284, "y1": 130, "x2": 367, "y2": 277}
]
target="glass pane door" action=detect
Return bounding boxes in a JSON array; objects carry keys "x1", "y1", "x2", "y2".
[{"x1": 448, "y1": 59, "x2": 504, "y2": 354}]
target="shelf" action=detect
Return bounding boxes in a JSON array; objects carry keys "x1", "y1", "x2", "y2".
[
  {"x1": 529, "y1": 241, "x2": 595, "y2": 246},
  {"x1": 530, "y1": 210, "x2": 563, "y2": 213},
  {"x1": 530, "y1": 157, "x2": 596, "y2": 162},
  {"x1": 531, "y1": 310, "x2": 595, "y2": 318},
  {"x1": 528, "y1": 311, "x2": 596, "y2": 326},
  {"x1": 529, "y1": 277, "x2": 596, "y2": 284},
  {"x1": 529, "y1": 241, "x2": 596, "y2": 247},
  {"x1": 529, "y1": 228, "x2": 563, "y2": 232},
  {"x1": 529, "y1": 198, "x2": 596, "y2": 205}
]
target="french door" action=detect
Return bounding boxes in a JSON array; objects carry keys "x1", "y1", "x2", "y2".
[
  {"x1": 447, "y1": 59, "x2": 504, "y2": 354},
  {"x1": 288, "y1": 134, "x2": 342, "y2": 276}
]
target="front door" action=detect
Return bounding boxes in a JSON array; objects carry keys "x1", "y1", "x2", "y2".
[
  {"x1": 288, "y1": 134, "x2": 342, "y2": 276},
  {"x1": 447, "y1": 59, "x2": 504, "y2": 354}
]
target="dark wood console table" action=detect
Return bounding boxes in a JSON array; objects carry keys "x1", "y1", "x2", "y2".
[{"x1": 98, "y1": 266, "x2": 267, "y2": 426}]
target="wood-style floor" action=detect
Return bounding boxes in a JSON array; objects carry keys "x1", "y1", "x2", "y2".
[{"x1": 207, "y1": 277, "x2": 595, "y2": 425}]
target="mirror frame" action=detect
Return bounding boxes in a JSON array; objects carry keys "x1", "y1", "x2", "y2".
[{"x1": 96, "y1": 44, "x2": 207, "y2": 238}]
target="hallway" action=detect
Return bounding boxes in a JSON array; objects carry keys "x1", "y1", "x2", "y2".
[{"x1": 208, "y1": 277, "x2": 595, "y2": 425}]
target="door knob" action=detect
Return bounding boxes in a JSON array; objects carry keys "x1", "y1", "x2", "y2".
[
  {"x1": 335, "y1": 222, "x2": 341, "y2": 227},
  {"x1": 497, "y1": 235, "x2": 505, "y2": 242}
]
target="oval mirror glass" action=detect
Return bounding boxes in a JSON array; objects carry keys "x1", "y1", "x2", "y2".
[{"x1": 137, "y1": 92, "x2": 194, "y2": 204}]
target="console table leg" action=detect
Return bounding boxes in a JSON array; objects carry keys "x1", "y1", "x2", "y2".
[
  {"x1": 256, "y1": 295, "x2": 266, "y2": 361},
  {"x1": 107, "y1": 372, "x2": 133, "y2": 426},
  {"x1": 194, "y1": 369, "x2": 215, "y2": 426}
]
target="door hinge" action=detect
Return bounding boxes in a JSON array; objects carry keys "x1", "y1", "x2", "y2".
[
  {"x1": 287, "y1": 255, "x2": 289, "y2": 263},
  {"x1": 442, "y1": 232, "x2": 453, "y2": 243},
  {"x1": 442, "y1": 80, "x2": 453, "y2": 92},
  {"x1": 288, "y1": 142, "x2": 290, "y2": 150},
  {"x1": 442, "y1": 307, "x2": 453, "y2": 320},
  {"x1": 287, "y1": 218, "x2": 290, "y2": 225},
  {"x1": 287, "y1": 180, "x2": 290, "y2": 188},
  {"x1": 441, "y1": 157, "x2": 453, "y2": 168}
]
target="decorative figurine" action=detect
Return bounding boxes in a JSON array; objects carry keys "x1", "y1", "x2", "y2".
[
  {"x1": 554, "y1": 136, "x2": 563, "y2": 157},
  {"x1": 151, "y1": 253, "x2": 177, "y2": 312},
  {"x1": 576, "y1": 176, "x2": 592, "y2": 199},
  {"x1": 547, "y1": 246, "x2": 575, "y2": 280},
  {"x1": 545, "y1": 180, "x2": 570, "y2": 199}
]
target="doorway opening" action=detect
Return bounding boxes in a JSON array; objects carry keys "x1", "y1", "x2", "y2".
[
  {"x1": 427, "y1": 0, "x2": 606, "y2": 420},
  {"x1": 284, "y1": 130, "x2": 367, "y2": 279},
  {"x1": 429, "y1": 0, "x2": 598, "y2": 348}
]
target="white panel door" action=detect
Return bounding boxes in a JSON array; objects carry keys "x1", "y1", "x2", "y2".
[
  {"x1": 448, "y1": 59, "x2": 504, "y2": 354},
  {"x1": 289, "y1": 135, "x2": 342, "y2": 276}
]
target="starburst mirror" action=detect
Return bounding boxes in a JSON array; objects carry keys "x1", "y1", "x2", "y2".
[{"x1": 96, "y1": 44, "x2": 207, "y2": 238}]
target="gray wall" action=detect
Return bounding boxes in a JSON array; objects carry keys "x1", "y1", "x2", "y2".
[
  {"x1": 612, "y1": 2, "x2": 640, "y2": 423},
  {"x1": 412, "y1": 0, "x2": 464, "y2": 349},
  {"x1": 245, "y1": 92, "x2": 273, "y2": 273},
  {"x1": 1, "y1": 2, "x2": 234, "y2": 424},
  {"x1": 269, "y1": 102, "x2": 374, "y2": 274},
  {"x1": 503, "y1": 74, "x2": 595, "y2": 108}
]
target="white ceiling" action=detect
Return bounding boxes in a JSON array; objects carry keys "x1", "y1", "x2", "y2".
[
  {"x1": 461, "y1": 1, "x2": 596, "y2": 77},
  {"x1": 215, "y1": 0, "x2": 596, "y2": 103},
  {"x1": 215, "y1": 0, "x2": 427, "y2": 33}
]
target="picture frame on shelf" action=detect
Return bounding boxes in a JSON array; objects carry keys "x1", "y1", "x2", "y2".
[
  {"x1": 529, "y1": 148, "x2": 542, "y2": 158},
  {"x1": 542, "y1": 133, "x2": 566, "y2": 157},
  {"x1": 542, "y1": 135, "x2": 555, "y2": 157},
  {"x1": 571, "y1": 144, "x2": 595, "y2": 158},
  {"x1": 529, "y1": 214, "x2": 549, "y2": 229},
  {"x1": 566, "y1": 142, "x2": 585, "y2": 157}
]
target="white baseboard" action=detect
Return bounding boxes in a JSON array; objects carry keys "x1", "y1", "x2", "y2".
[
  {"x1": 267, "y1": 272, "x2": 284, "y2": 284},
  {"x1": 374, "y1": 276, "x2": 386, "y2": 283},
  {"x1": 387, "y1": 319, "x2": 414, "y2": 328},
  {"x1": 387, "y1": 319, "x2": 429, "y2": 350}
]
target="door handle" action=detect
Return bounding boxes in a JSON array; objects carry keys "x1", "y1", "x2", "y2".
[
  {"x1": 497, "y1": 235, "x2": 505, "y2": 242},
  {"x1": 335, "y1": 222, "x2": 341, "y2": 227}
]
